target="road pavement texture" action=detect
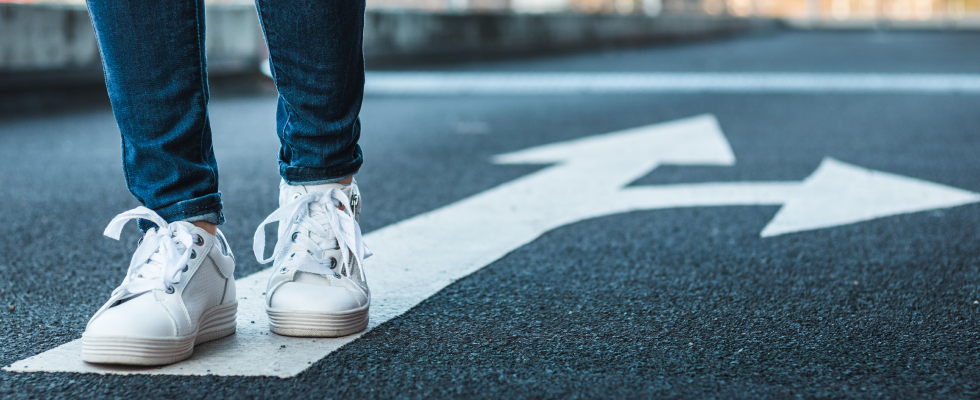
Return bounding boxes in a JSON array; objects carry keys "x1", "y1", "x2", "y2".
[{"x1": 2, "y1": 30, "x2": 980, "y2": 398}]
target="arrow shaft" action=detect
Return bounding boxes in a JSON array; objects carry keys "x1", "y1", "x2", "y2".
[
  {"x1": 367, "y1": 158, "x2": 662, "y2": 320},
  {"x1": 367, "y1": 169, "x2": 804, "y2": 322},
  {"x1": 613, "y1": 182, "x2": 801, "y2": 213}
]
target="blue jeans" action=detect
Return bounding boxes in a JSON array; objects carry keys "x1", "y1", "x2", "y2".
[{"x1": 85, "y1": 0, "x2": 365, "y2": 229}]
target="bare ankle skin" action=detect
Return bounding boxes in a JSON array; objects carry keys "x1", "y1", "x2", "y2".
[
  {"x1": 190, "y1": 176, "x2": 351, "y2": 236},
  {"x1": 191, "y1": 221, "x2": 217, "y2": 235}
]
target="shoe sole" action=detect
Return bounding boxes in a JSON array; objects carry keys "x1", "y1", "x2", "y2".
[
  {"x1": 266, "y1": 303, "x2": 368, "y2": 337},
  {"x1": 81, "y1": 301, "x2": 238, "y2": 366}
]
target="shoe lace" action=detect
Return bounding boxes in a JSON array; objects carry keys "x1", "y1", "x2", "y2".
[
  {"x1": 252, "y1": 189, "x2": 371, "y2": 276},
  {"x1": 103, "y1": 206, "x2": 193, "y2": 296}
]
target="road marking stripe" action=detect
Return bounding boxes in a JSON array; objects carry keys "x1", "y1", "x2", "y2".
[
  {"x1": 364, "y1": 72, "x2": 980, "y2": 94},
  {"x1": 6, "y1": 115, "x2": 978, "y2": 377}
]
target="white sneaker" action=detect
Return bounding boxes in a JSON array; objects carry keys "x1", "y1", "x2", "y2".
[
  {"x1": 253, "y1": 179, "x2": 371, "y2": 337},
  {"x1": 82, "y1": 207, "x2": 237, "y2": 366}
]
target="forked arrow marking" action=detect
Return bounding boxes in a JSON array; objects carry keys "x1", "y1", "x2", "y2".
[
  {"x1": 7, "y1": 114, "x2": 979, "y2": 377},
  {"x1": 615, "y1": 158, "x2": 980, "y2": 237},
  {"x1": 489, "y1": 113, "x2": 980, "y2": 238}
]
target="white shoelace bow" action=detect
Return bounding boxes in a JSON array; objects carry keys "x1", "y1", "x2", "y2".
[
  {"x1": 103, "y1": 206, "x2": 193, "y2": 296},
  {"x1": 252, "y1": 189, "x2": 371, "y2": 275}
]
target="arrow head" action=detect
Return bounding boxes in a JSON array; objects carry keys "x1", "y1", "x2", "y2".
[
  {"x1": 761, "y1": 158, "x2": 980, "y2": 237},
  {"x1": 492, "y1": 114, "x2": 736, "y2": 167}
]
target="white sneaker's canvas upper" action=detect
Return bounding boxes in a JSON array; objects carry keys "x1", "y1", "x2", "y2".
[
  {"x1": 83, "y1": 207, "x2": 237, "y2": 365},
  {"x1": 253, "y1": 180, "x2": 371, "y2": 336}
]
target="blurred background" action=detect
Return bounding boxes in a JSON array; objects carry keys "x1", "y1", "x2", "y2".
[
  {"x1": 3, "y1": 0, "x2": 980, "y2": 22},
  {"x1": 363, "y1": 0, "x2": 980, "y2": 23},
  {"x1": 1, "y1": 0, "x2": 978, "y2": 111}
]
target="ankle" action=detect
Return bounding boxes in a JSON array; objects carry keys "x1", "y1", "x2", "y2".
[{"x1": 191, "y1": 221, "x2": 217, "y2": 235}]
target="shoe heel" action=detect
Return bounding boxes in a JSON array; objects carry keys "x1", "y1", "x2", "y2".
[{"x1": 195, "y1": 301, "x2": 238, "y2": 345}]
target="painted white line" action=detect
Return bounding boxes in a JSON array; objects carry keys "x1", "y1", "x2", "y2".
[
  {"x1": 7, "y1": 115, "x2": 979, "y2": 377},
  {"x1": 613, "y1": 159, "x2": 980, "y2": 237},
  {"x1": 364, "y1": 72, "x2": 980, "y2": 95}
]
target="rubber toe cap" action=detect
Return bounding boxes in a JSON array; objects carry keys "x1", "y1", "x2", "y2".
[
  {"x1": 84, "y1": 294, "x2": 177, "y2": 338},
  {"x1": 269, "y1": 282, "x2": 366, "y2": 313}
]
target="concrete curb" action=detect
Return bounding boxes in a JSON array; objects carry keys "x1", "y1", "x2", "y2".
[
  {"x1": 0, "y1": 3, "x2": 772, "y2": 88},
  {"x1": 0, "y1": 3, "x2": 264, "y2": 89}
]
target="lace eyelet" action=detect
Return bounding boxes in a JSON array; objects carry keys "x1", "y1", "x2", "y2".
[
  {"x1": 190, "y1": 250, "x2": 197, "y2": 259},
  {"x1": 194, "y1": 234, "x2": 204, "y2": 246},
  {"x1": 279, "y1": 267, "x2": 288, "y2": 274},
  {"x1": 330, "y1": 257, "x2": 337, "y2": 268},
  {"x1": 166, "y1": 286, "x2": 175, "y2": 294},
  {"x1": 291, "y1": 232, "x2": 299, "y2": 242},
  {"x1": 337, "y1": 204, "x2": 346, "y2": 211},
  {"x1": 333, "y1": 272, "x2": 341, "y2": 279}
]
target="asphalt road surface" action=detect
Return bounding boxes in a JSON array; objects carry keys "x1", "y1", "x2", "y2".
[{"x1": 2, "y1": 30, "x2": 980, "y2": 398}]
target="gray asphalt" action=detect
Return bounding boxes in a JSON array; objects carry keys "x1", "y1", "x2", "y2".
[{"x1": 2, "y1": 30, "x2": 980, "y2": 399}]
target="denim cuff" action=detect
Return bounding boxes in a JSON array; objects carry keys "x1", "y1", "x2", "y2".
[
  {"x1": 139, "y1": 192, "x2": 225, "y2": 231},
  {"x1": 280, "y1": 163, "x2": 361, "y2": 186}
]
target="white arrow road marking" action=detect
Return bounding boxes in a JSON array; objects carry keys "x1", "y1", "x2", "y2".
[
  {"x1": 614, "y1": 158, "x2": 980, "y2": 237},
  {"x1": 364, "y1": 72, "x2": 980, "y2": 95},
  {"x1": 7, "y1": 114, "x2": 978, "y2": 377},
  {"x1": 759, "y1": 159, "x2": 980, "y2": 237}
]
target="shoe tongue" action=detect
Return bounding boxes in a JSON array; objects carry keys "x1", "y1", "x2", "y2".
[
  {"x1": 279, "y1": 180, "x2": 352, "y2": 207},
  {"x1": 157, "y1": 222, "x2": 193, "y2": 252},
  {"x1": 277, "y1": 180, "x2": 351, "y2": 252},
  {"x1": 303, "y1": 182, "x2": 352, "y2": 196},
  {"x1": 284, "y1": 251, "x2": 334, "y2": 276},
  {"x1": 136, "y1": 224, "x2": 190, "y2": 282}
]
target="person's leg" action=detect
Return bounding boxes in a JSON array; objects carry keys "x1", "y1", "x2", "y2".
[
  {"x1": 252, "y1": 0, "x2": 371, "y2": 338},
  {"x1": 256, "y1": 0, "x2": 365, "y2": 184},
  {"x1": 87, "y1": 0, "x2": 223, "y2": 230},
  {"x1": 81, "y1": 0, "x2": 236, "y2": 366}
]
